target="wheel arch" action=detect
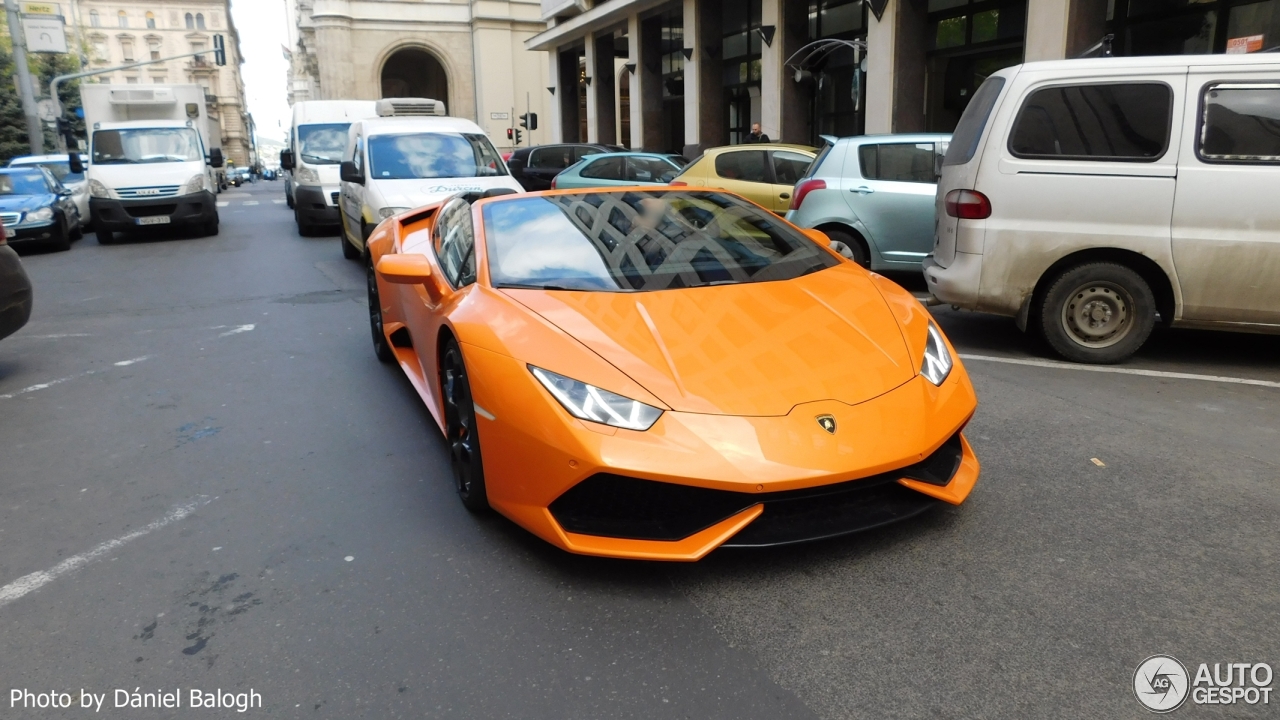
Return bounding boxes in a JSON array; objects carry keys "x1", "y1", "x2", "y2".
[
  {"x1": 813, "y1": 222, "x2": 871, "y2": 259},
  {"x1": 1031, "y1": 248, "x2": 1176, "y2": 329}
]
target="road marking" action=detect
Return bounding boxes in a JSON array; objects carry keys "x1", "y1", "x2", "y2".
[
  {"x1": 17, "y1": 333, "x2": 93, "y2": 339},
  {"x1": 216, "y1": 201, "x2": 229, "y2": 208},
  {"x1": 243, "y1": 201, "x2": 259, "y2": 206},
  {"x1": 217, "y1": 324, "x2": 255, "y2": 337},
  {"x1": 0, "y1": 357, "x2": 150, "y2": 400},
  {"x1": 959, "y1": 354, "x2": 1280, "y2": 389},
  {"x1": 0, "y1": 497, "x2": 211, "y2": 610},
  {"x1": 273, "y1": 199, "x2": 285, "y2": 205}
]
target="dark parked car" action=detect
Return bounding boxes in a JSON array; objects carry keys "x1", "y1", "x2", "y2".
[
  {"x1": 0, "y1": 168, "x2": 81, "y2": 252},
  {"x1": 507, "y1": 143, "x2": 623, "y2": 191},
  {"x1": 0, "y1": 228, "x2": 33, "y2": 342}
]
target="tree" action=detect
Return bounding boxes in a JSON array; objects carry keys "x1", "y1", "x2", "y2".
[{"x1": 0, "y1": 16, "x2": 86, "y2": 162}]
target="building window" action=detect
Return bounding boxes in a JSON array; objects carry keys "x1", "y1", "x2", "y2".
[
  {"x1": 126, "y1": 76, "x2": 138, "y2": 84},
  {"x1": 659, "y1": 7, "x2": 684, "y2": 100},
  {"x1": 185, "y1": 13, "x2": 194, "y2": 29},
  {"x1": 121, "y1": 39, "x2": 134, "y2": 62},
  {"x1": 1109, "y1": 0, "x2": 1280, "y2": 56},
  {"x1": 154, "y1": 76, "x2": 167, "y2": 84},
  {"x1": 723, "y1": 0, "x2": 762, "y2": 145},
  {"x1": 146, "y1": 11, "x2": 156, "y2": 29},
  {"x1": 804, "y1": 0, "x2": 869, "y2": 141},
  {"x1": 923, "y1": 0, "x2": 1026, "y2": 132},
  {"x1": 148, "y1": 39, "x2": 161, "y2": 60},
  {"x1": 118, "y1": 10, "x2": 128, "y2": 28},
  {"x1": 196, "y1": 13, "x2": 206, "y2": 30},
  {"x1": 89, "y1": 10, "x2": 100, "y2": 27},
  {"x1": 91, "y1": 38, "x2": 107, "y2": 61}
]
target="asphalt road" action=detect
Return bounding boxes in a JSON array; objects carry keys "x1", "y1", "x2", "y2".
[{"x1": 0, "y1": 181, "x2": 1276, "y2": 719}]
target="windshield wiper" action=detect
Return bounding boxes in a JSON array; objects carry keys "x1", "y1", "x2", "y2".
[
  {"x1": 94, "y1": 158, "x2": 139, "y2": 164},
  {"x1": 300, "y1": 154, "x2": 340, "y2": 164}
]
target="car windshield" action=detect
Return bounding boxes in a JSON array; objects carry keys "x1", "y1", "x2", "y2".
[
  {"x1": 368, "y1": 133, "x2": 507, "y2": 180},
  {"x1": 297, "y1": 123, "x2": 350, "y2": 165},
  {"x1": 92, "y1": 128, "x2": 203, "y2": 164},
  {"x1": 12, "y1": 160, "x2": 82, "y2": 183},
  {"x1": 0, "y1": 172, "x2": 51, "y2": 195},
  {"x1": 483, "y1": 190, "x2": 839, "y2": 292}
]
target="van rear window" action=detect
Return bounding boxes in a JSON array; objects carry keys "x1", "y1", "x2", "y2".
[
  {"x1": 1198, "y1": 84, "x2": 1280, "y2": 164},
  {"x1": 1008, "y1": 83, "x2": 1172, "y2": 162},
  {"x1": 943, "y1": 76, "x2": 1005, "y2": 167}
]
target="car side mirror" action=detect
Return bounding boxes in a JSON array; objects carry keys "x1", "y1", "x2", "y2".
[
  {"x1": 376, "y1": 254, "x2": 434, "y2": 285},
  {"x1": 340, "y1": 160, "x2": 364, "y2": 185},
  {"x1": 208, "y1": 148, "x2": 224, "y2": 168},
  {"x1": 68, "y1": 154, "x2": 84, "y2": 174},
  {"x1": 802, "y1": 228, "x2": 831, "y2": 246},
  {"x1": 59, "y1": 188, "x2": 72, "y2": 196},
  {"x1": 280, "y1": 150, "x2": 295, "y2": 171}
]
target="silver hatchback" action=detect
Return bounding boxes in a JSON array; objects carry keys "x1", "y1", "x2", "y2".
[{"x1": 786, "y1": 134, "x2": 949, "y2": 270}]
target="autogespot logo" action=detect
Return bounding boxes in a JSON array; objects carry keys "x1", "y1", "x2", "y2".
[{"x1": 1134, "y1": 655, "x2": 1190, "y2": 713}]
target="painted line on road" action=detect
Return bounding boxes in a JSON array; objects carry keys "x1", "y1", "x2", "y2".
[
  {"x1": 272, "y1": 199, "x2": 285, "y2": 205},
  {"x1": 959, "y1": 354, "x2": 1280, "y2": 389},
  {"x1": 243, "y1": 201, "x2": 259, "y2": 206},
  {"x1": 217, "y1": 324, "x2": 255, "y2": 337},
  {"x1": 216, "y1": 201, "x2": 229, "y2": 208},
  {"x1": 0, "y1": 497, "x2": 212, "y2": 610},
  {"x1": 0, "y1": 356, "x2": 150, "y2": 400}
]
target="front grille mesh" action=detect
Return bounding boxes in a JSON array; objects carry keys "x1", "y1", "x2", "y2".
[
  {"x1": 0, "y1": 212, "x2": 21, "y2": 226},
  {"x1": 117, "y1": 186, "x2": 180, "y2": 199}
]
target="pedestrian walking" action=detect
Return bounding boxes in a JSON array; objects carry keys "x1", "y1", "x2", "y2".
[{"x1": 744, "y1": 123, "x2": 770, "y2": 144}]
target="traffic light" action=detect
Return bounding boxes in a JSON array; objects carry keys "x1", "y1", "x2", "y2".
[
  {"x1": 514, "y1": 128, "x2": 523, "y2": 145},
  {"x1": 519, "y1": 113, "x2": 538, "y2": 131},
  {"x1": 506, "y1": 128, "x2": 514, "y2": 140},
  {"x1": 213, "y1": 35, "x2": 227, "y2": 66}
]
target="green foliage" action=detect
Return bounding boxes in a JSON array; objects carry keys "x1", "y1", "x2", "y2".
[{"x1": 0, "y1": 16, "x2": 86, "y2": 163}]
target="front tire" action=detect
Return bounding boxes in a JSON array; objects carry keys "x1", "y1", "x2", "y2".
[
  {"x1": 366, "y1": 255, "x2": 395, "y2": 363},
  {"x1": 1038, "y1": 262, "x2": 1156, "y2": 364},
  {"x1": 95, "y1": 227, "x2": 115, "y2": 245},
  {"x1": 47, "y1": 218, "x2": 71, "y2": 252},
  {"x1": 441, "y1": 338, "x2": 488, "y2": 512}
]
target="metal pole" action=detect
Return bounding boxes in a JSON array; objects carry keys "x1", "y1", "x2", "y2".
[{"x1": 5, "y1": 0, "x2": 45, "y2": 154}]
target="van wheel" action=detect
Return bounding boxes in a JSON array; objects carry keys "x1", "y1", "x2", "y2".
[
  {"x1": 1039, "y1": 262, "x2": 1156, "y2": 364},
  {"x1": 286, "y1": 193, "x2": 294, "y2": 209},
  {"x1": 823, "y1": 228, "x2": 869, "y2": 268}
]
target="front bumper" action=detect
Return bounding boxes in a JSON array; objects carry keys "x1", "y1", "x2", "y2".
[
  {"x1": 462, "y1": 343, "x2": 980, "y2": 561},
  {"x1": 5, "y1": 220, "x2": 59, "y2": 245},
  {"x1": 0, "y1": 245, "x2": 33, "y2": 341},
  {"x1": 294, "y1": 185, "x2": 340, "y2": 226},
  {"x1": 90, "y1": 191, "x2": 217, "y2": 232}
]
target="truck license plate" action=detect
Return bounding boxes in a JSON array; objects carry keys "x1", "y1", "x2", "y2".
[{"x1": 135, "y1": 216, "x2": 171, "y2": 226}]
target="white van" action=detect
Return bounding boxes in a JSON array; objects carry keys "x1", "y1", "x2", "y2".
[
  {"x1": 283, "y1": 100, "x2": 377, "y2": 234},
  {"x1": 925, "y1": 54, "x2": 1280, "y2": 364},
  {"x1": 337, "y1": 100, "x2": 522, "y2": 259}
]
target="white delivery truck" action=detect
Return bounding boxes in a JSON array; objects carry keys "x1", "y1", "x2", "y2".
[
  {"x1": 282, "y1": 100, "x2": 378, "y2": 235},
  {"x1": 80, "y1": 84, "x2": 224, "y2": 244}
]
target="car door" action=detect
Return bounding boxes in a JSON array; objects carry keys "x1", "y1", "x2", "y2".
[
  {"x1": 709, "y1": 149, "x2": 772, "y2": 207},
  {"x1": 1172, "y1": 69, "x2": 1280, "y2": 325},
  {"x1": 848, "y1": 141, "x2": 944, "y2": 264},
  {"x1": 523, "y1": 146, "x2": 574, "y2": 190},
  {"x1": 340, "y1": 133, "x2": 366, "y2": 245},
  {"x1": 401, "y1": 198, "x2": 476, "y2": 411},
  {"x1": 768, "y1": 150, "x2": 813, "y2": 213}
]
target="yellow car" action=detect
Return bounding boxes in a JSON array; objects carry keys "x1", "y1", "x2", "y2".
[{"x1": 671, "y1": 144, "x2": 816, "y2": 213}]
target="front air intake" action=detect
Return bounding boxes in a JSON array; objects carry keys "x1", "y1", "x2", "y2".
[{"x1": 375, "y1": 98, "x2": 447, "y2": 117}]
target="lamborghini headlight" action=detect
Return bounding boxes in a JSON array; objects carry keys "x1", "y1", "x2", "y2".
[
  {"x1": 530, "y1": 366, "x2": 663, "y2": 431},
  {"x1": 921, "y1": 323, "x2": 954, "y2": 386},
  {"x1": 295, "y1": 165, "x2": 320, "y2": 184},
  {"x1": 181, "y1": 174, "x2": 206, "y2": 195},
  {"x1": 378, "y1": 206, "x2": 409, "y2": 220},
  {"x1": 88, "y1": 179, "x2": 112, "y2": 199},
  {"x1": 24, "y1": 207, "x2": 53, "y2": 223}
]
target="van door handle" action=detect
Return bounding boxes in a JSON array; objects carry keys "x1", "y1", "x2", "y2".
[{"x1": 853, "y1": 186, "x2": 875, "y2": 194}]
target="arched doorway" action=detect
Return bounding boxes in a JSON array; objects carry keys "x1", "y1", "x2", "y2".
[{"x1": 380, "y1": 48, "x2": 449, "y2": 104}]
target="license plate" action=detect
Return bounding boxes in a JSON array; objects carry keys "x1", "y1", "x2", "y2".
[
  {"x1": 3, "y1": 228, "x2": 13, "y2": 238},
  {"x1": 135, "y1": 216, "x2": 171, "y2": 226}
]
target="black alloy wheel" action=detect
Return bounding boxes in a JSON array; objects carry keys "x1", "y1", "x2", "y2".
[
  {"x1": 441, "y1": 338, "x2": 488, "y2": 512},
  {"x1": 366, "y1": 255, "x2": 394, "y2": 363}
]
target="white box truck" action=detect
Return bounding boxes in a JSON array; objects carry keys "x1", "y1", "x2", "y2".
[
  {"x1": 80, "y1": 84, "x2": 224, "y2": 244},
  {"x1": 281, "y1": 100, "x2": 377, "y2": 235}
]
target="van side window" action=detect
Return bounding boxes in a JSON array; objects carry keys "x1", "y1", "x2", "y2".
[
  {"x1": 944, "y1": 76, "x2": 1005, "y2": 166},
  {"x1": 1198, "y1": 84, "x2": 1280, "y2": 164},
  {"x1": 352, "y1": 136, "x2": 363, "y2": 173},
  {"x1": 1009, "y1": 83, "x2": 1172, "y2": 161},
  {"x1": 433, "y1": 199, "x2": 476, "y2": 289},
  {"x1": 859, "y1": 143, "x2": 938, "y2": 183}
]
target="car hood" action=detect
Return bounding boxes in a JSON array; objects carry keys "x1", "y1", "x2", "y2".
[
  {"x1": 503, "y1": 265, "x2": 916, "y2": 416},
  {"x1": 0, "y1": 194, "x2": 54, "y2": 213},
  {"x1": 369, "y1": 177, "x2": 523, "y2": 211}
]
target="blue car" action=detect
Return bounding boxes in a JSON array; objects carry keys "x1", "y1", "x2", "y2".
[
  {"x1": 0, "y1": 168, "x2": 82, "y2": 253},
  {"x1": 550, "y1": 152, "x2": 687, "y2": 190}
]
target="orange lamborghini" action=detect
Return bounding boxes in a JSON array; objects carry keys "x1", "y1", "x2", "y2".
[{"x1": 365, "y1": 187, "x2": 979, "y2": 561}]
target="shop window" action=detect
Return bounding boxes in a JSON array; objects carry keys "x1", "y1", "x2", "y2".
[
  {"x1": 1009, "y1": 83, "x2": 1172, "y2": 161},
  {"x1": 714, "y1": 150, "x2": 768, "y2": 183},
  {"x1": 1199, "y1": 84, "x2": 1280, "y2": 163}
]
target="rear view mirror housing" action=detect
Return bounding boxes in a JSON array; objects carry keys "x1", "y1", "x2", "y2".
[
  {"x1": 68, "y1": 154, "x2": 84, "y2": 174},
  {"x1": 280, "y1": 150, "x2": 295, "y2": 171},
  {"x1": 340, "y1": 160, "x2": 364, "y2": 185},
  {"x1": 208, "y1": 148, "x2": 224, "y2": 168},
  {"x1": 376, "y1": 254, "x2": 434, "y2": 285}
]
